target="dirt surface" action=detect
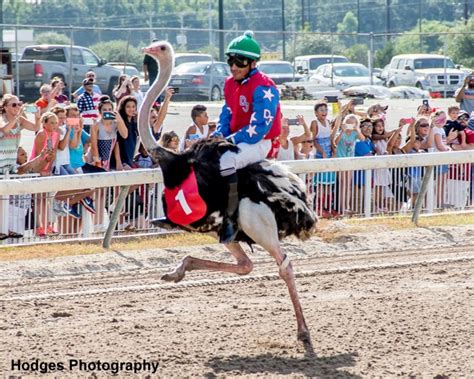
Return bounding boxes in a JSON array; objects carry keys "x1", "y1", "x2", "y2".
[{"x1": 0, "y1": 224, "x2": 473, "y2": 378}]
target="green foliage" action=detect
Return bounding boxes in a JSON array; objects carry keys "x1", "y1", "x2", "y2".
[
  {"x1": 337, "y1": 11, "x2": 358, "y2": 47},
  {"x1": 448, "y1": 18, "x2": 474, "y2": 70},
  {"x1": 89, "y1": 40, "x2": 144, "y2": 70},
  {"x1": 35, "y1": 32, "x2": 71, "y2": 45},
  {"x1": 287, "y1": 33, "x2": 341, "y2": 61},
  {"x1": 346, "y1": 44, "x2": 369, "y2": 65},
  {"x1": 394, "y1": 20, "x2": 451, "y2": 55},
  {"x1": 374, "y1": 41, "x2": 395, "y2": 68}
]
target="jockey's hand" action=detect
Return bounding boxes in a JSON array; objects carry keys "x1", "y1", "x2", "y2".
[{"x1": 210, "y1": 131, "x2": 224, "y2": 139}]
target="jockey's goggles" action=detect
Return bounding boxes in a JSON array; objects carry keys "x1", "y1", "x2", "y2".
[{"x1": 226, "y1": 54, "x2": 251, "y2": 68}]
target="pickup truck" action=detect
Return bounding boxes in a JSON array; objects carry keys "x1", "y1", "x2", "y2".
[{"x1": 15, "y1": 45, "x2": 121, "y2": 101}]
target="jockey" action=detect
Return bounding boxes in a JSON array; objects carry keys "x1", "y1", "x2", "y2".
[{"x1": 215, "y1": 31, "x2": 282, "y2": 244}]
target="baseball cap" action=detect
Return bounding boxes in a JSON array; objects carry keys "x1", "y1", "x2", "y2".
[{"x1": 83, "y1": 78, "x2": 94, "y2": 86}]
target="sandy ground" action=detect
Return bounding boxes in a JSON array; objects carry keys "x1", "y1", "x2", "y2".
[{"x1": 0, "y1": 223, "x2": 473, "y2": 378}]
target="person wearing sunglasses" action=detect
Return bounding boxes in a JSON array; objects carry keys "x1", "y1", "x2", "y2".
[
  {"x1": 0, "y1": 94, "x2": 41, "y2": 174},
  {"x1": 212, "y1": 31, "x2": 281, "y2": 243}
]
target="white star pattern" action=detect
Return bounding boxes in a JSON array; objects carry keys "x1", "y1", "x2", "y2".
[
  {"x1": 227, "y1": 106, "x2": 232, "y2": 114},
  {"x1": 262, "y1": 88, "x2": 275, "y2": 102},
  {"x1": 246, "y1": 124, "x2": 258, "y2": 138},
  {"x1": 250, "y1": 112, "x2": 257, "y2": 123},
  {"x1": 263, "y1": 109, "x2": 274, "y2": 126}
]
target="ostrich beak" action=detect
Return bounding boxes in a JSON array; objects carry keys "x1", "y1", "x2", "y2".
[{"x1": 143, "y1": 46, "x2": 152, "y2": 54}]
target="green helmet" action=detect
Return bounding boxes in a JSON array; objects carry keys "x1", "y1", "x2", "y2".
[{"x1": 226, "y1": 31, "x2": 261, "y2": 60}]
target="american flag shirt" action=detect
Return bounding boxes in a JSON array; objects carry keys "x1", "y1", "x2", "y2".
[{"x1": 77, "y1": 91, "x2": 99, "y2": 124}]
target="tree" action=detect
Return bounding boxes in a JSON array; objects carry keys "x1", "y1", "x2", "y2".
[
  {"x1": 374, "y1": 41, "x2": 395, "y2": 68},
  {"x1": 346, "y1": 44, "x2": 369, "y2": 66},
  {"x1": 394, "y1": 20, "x2": 451, "y2": 55},
  {"x1": 448, "y1": 17, "x2": 474, "y2": 69},
  {"x1": 89, "y1": 40, "x2": 144, "y2": 69},
  {"x1": 35, "y1": 32, "x2": 71, "y2": 45},
  {"x1": 337, "y1": 11, "x2": 358, "y2": 48}
]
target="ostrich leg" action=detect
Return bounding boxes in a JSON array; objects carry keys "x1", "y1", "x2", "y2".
[
  {"x1": 238, "y1": 198, "x2": 311, "y2": 342},
  {"x1": 161, "y1": 242, "x2": 253, "y2": 282}
]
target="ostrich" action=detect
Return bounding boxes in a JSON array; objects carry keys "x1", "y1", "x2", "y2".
[{"x1": 138, "y1": 41, "x2": 317, "y2": 343}]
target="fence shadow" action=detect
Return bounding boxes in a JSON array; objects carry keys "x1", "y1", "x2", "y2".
[{"x1": 204, "y1": 349, "x2": 360, "y2": 378}]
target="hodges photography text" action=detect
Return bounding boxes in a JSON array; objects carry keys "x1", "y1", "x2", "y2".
[{"x1": 11, "y1": 358, "x2": 160, "y2": 375}]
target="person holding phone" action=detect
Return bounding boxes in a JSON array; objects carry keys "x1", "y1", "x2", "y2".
[
  {"x1": 113, "y1": 75, "x2": 133, "y2": 103},
  {"x1": 150, "y1": 87, "x2": 174, "y2": 141},
  {"x1": 455, "y1": 72, "x2": 474, "y2": 115},
  {"x1": 89, "y1": 97, "x2": 128, "y2": 171},
  {"x1": 0, "y1": 94, "x2": 41, "y2": 174},
  {"x1": 276, "y1": 115, "x2": 311, "y2": 161},
  {"x1": 77, "y1": 78, "x2": 100, "y2": 134}
]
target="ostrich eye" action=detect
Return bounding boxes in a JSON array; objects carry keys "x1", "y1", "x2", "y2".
[{"x1": 160, "y1": 46, "x2": 166, "y2": 51}]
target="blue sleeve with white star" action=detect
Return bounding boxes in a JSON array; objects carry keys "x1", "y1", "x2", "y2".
[
  {"x1": 230, "y1": 85, "x2": 279, "y2": 145},
  {"x1": 215, "y1": 101, "x2": 232, "y2": 137}
]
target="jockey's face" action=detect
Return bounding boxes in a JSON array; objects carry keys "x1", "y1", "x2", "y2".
[{"x1": 227, "y1": 54, "x2": 257, "y2": 81}]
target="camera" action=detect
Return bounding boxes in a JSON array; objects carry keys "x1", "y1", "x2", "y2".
[
  {"x1": 422, "y1": 99, "x2": 430, "y2": 107},
  {"x1": 171, "y1": 87, "x2": 180, "y2": 93},
  {"x1": 287, "y1": 118, "x2": 299, "y2": 126},
  {"x1": 103, "y1": 111, "x2": 116, "y2": 120},
  {"x1": 324, "y1": 95, "x2": 338, "y2": 103},
  {"x1": 351, "y1": 97, "x2": 364, "y2": 105}
]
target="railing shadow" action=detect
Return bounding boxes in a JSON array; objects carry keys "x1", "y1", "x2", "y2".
[{"x1": 204, "y1": 344, "x2": 360, "y2": 378}]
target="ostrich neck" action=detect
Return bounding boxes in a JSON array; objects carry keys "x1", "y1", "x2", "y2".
[{"x1": 138, "y1": 54, "x2": 173, "y2": 152}]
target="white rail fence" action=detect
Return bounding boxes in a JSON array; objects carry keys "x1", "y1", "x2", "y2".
[{"x1": 0, "y1": 151, "x2": 473, "y2": 246}]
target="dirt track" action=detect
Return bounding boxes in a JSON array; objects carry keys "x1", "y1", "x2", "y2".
[{"x1": 1, "y1": 225, "x2": 473, "y2": 378}]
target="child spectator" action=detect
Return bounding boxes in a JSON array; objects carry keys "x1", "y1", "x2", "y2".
[
  {"x1": 131, "y1": 76, "x2": 144, "y2": 108},
  {"x1": 277, "y1": 115, "x2": 311, "y2": 161},
  {"x1": 51, "y1": 106, "x2": 75, "y2": 175},
  {"x1": 372, "y1": 118, "x2": 396, "y2": 213},
  {"x1": 150, "y1": 88, "x2": 174, "y2": 140},
  {"x1": 432, "y1": 110, "x2": 450, "y2": 208},
  {"x1": 35, "y1": 84, "x2": 58, "y2": 114},
  {"x1": 353, "y1": 119, "x2": 375, "y2": 213},
  {"x1": 181, "y1": 104, "x2": 211, "y2": 151},
  {"x1": 113, "y1": 75, "x2": 133, "y2": 103},
  {"x1": 159, "y1": 131, "x2": 180, "y2": 152},
  {"x1": 415, "y1": 117, "x2": 434, "y2": 151},
  {"x1": 115, "y1": 96, "x2": 139, "y2": 169},
  {"x1": 311, "y1": 101, "x2": 337, "y2": 217},
  {"x1": 134, "y1": 143, "x2": 153, "y2": 168},
  {"x1": 50, "y1": 77, "x2": 69, "y2": 104},
  {"x1": 333, "y1": 114, "x2": 364, "y2": 215}
]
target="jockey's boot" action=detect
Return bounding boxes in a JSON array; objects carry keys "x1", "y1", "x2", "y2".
[{"x1": 220, "y1": 173, "x2": 239, "y2": 244}]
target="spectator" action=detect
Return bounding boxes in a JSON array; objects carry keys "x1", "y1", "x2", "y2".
[
  {"x1": 405, "y1": 135, "x2": 425, "y2": 208},
  {"x1": 73, "y1": 71, "x2": 102, "y2": 100},
  {"x1": 445, "y1": 110, "x2": 470, "y2": 150},
  {"x1": 333, "y1": 114, "x2": 364, "y2": 215},
  {"x1": 367, "y1": 103, "x2": 388, "y2": 119},
  {"x1": 89, "y1": 97, "x2": 128, "y2": 171},
  {"x1": 131, "y1": 76, "x2": 144, "y2": 108},
  {"x1": 455, "y1": 72, "x2": 474, "y2": 114},
  {"x1": 431, "y1": 110, "x2": 450, "y2": 208},
  {"x1": 159, "y1": 131, "x2": 180, "y2": 152},
  {"x1": 447, "y1": 105, "x2": 460, "y2": 121},
  {"x1": 113, "y1": 75, "x2": 132, "y2": 103},
  {"x1": 0, "y1": 94, "x2": 41, "y2": 174},
  {"x1": 415, "y1": 117, "x2": 434, "y2": 151},
  {"x1": 277, "y1": 115, "x2": 311, "y2": 161},
  {"x1": 134, "y1": 143, "x2": 153, "y2": 168},
  {"x1": 311, "y1": 101, "x2": 337, "y2": 217},
  {"x1": 181, "y1": 104, "x2": 213, "y2": 150},
  {"x1": 50, "y1": 106, "x2": 75, "y2": 175},
  {"x1": 50, "y1": 77, "x2": 69, "y2": 104},
  {"x1": 372, "y1": 118, "x2": 396, "y2": 212},
  {"x1": 77, "y1": 78, "x2": 99, "y2": 133},
  {"x1": 115, "y1": 96, "x2": 139, "y2": 168},
  {"x1": 150, "y1": 88, "x2": 174, "y2": 140},
  {"x1": 35, "y1": 84, "x2": 60, "y2": 114},
  {"x1": 143, "y1": 39, "x2": 159, "y2": 85},
  {"x1": 417, "y1": 102, "x2": 432, "y2": 118}
]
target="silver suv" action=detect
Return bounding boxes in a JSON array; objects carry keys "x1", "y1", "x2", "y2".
[{"x1": 386, "y1": 54, "x2": 466, "y2": 96}]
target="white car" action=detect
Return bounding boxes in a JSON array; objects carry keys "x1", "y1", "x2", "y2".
[{"x1": 309, "y1": 63, "x2": 382, "y2": 89}]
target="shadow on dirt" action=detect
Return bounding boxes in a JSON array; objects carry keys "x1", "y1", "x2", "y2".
[{"x1": 204, "y1": 349, "x2": 360, "y2": 378}]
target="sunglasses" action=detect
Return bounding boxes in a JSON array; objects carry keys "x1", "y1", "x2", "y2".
[
  {"x1": 8, "y1": 102, "x2": 23, "y2": 108},
  {"x1": 361, "y1": 123, "x2": 372, "y2": 128},
  {"x1": 458, "y1": 116, "x2": 469, "y2": 121},
  {"x1": 227, "y1": 55, "x2": 250, "y2": 68},
  {"x1": 418, "y1": 123, "x2": 429, "y2": 127}
]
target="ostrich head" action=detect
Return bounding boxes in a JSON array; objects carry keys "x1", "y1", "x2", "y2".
[{"x1": 138, "y1": 40, "x2": 175, "y2": 156}]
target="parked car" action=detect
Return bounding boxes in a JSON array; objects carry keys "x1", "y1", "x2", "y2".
[
  {"x1": 107, "y1": 62, "x2": 140, "y2": 77},
  {"x1": 257, "y1": 60, "x2": 303, "y2": 84},
  {"x1": 14, "y1": 44, "x2": 121, "y2": 101},
  {"x1": 309, "y1": 63, "x2": 382, "y2": 89},
  {"x1": 385, "y1": 54, "x2": 467, "y2": 97},
  {"x1": 168, "y1": 61, "x2": 230, "y2": 101},
  {"x1": 294, "y1": 54, "x2": 349, "y2": 76},
  {"x1": 174, "y1": 53, "x2": 213, "y2": 68}
]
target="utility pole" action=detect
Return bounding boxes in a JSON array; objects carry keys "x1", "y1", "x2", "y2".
[
  {"x1": 386, "y1": 0, "x2": 391, "y2": 41},
  {"x1": 281, "y1": 0, "x2": 286, "y2": 60},
  {"x1": 301, "y1": 0, "x2": 305, "y2": 29},
  {"x1": 218, "y1": 0, "x2": 224, "y2": 61},
  {"x1": 208, "y1": 0, "x2": 212, "y2": 47},
  {"x1": 0, "y1": 0, "x2": 4, "y2": 48},
  {"x1": 464, "y1": 0, "x2": 469, "y2": 25},
  {"x1": 357, "y1": 0, "x2": 360, "y2": 34},
  {"x1": 419, "y1": 0, "x2": 422, "y2": 52}
]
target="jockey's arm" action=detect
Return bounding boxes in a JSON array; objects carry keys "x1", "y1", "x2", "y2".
[
  {"x1": 227, "y1": 85, "x2": 279, "y2": 145},
  {"x1": 215, "y1": 102, "x2": 232, "y2": 137}
]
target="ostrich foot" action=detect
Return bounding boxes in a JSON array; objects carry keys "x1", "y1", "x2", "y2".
[
  {"x1": 161, "y1": 257, "x2": 189, "y2": 283},
  {"x1": 297, "y1": 327, "x2": 311, "y2": 343}
]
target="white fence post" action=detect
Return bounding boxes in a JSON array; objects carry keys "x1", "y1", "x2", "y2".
[
  {"x1": 364, "y1": 169, "x2": 372, "y2": 218},
  {"x1": 426, "y1": 167, "x2": 435, "y2": 214}
]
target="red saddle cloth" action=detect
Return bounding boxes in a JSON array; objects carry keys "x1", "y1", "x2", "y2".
[{"x1": 163, "y1": 167, "x2": 207, "y2": 226}]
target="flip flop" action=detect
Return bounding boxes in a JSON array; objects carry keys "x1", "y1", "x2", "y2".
[{"x1": 8, "y1": 231, "x2": 23, "y2": 239}]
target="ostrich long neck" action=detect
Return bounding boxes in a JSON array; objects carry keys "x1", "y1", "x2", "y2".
[{"x1": 138, "y1": 50, "x2": 174, "y2": 152}]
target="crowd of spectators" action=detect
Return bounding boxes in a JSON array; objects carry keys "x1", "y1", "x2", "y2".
[{"x1": 0, "y1": 69, "x2": 473, "y2": 240}]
